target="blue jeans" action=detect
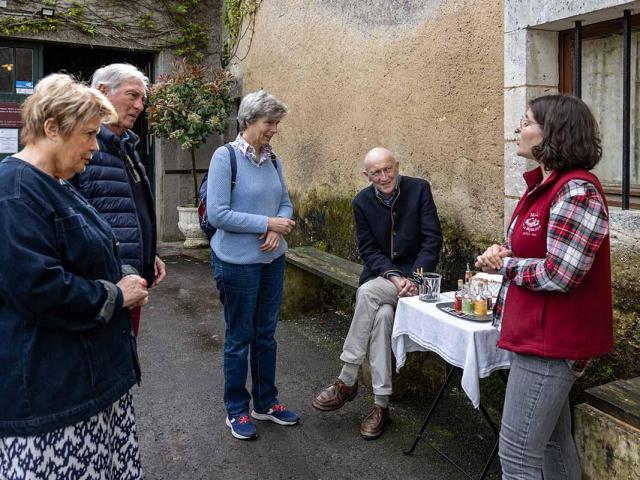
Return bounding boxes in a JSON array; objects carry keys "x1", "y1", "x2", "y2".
[
  {"x1": 499, "y1": 353, "x2": 581, "y2": 480},
  {"x1": 212, "y1": 254, "x2": 285, "y2": 417}
]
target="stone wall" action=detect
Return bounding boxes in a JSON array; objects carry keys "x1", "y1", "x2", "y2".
[
  {"x1": 575, "y1": 403, "x2": 640, "y2": 479},
  {"x1": 252, "y1": 0, "x2": 640, "y2": 406},
  {"x1": 232, "y1": 0, "x2": 505, "y2": 243}
]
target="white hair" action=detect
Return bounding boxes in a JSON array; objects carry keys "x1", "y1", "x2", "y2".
[
  {"x1": 237, "y1": 90, "x2": 288, "y2": 130},
  {"x1": 91, "y1": 63, "x2": 149, "y2": 93}
]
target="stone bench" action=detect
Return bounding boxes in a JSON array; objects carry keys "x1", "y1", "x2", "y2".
[
  {"x1": 285, "y1": 246, "x2": 361, "y2": 290},
  {"x1": 281, "y1": 246, "x2": 360, "y2": 318},
  {"x1": 574, "y1": 376, "x2": 640, "y2": 479}
]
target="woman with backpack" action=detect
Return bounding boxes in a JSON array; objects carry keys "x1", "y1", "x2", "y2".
[{"x1": 206, "y1": 90, "x2": 298, "y2": 440}]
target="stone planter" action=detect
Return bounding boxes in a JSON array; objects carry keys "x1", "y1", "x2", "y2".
[{"x1": 177, "y1": 206, "x2": 209, "y2": 248}]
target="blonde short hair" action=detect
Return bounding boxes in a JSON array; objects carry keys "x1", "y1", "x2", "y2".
[{"x1": 20, "y1": 73, "x2": 118, "y2": 145}]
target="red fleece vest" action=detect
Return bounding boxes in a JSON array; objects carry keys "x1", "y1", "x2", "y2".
[{"x1": 498, "y1": 168, "x2": 613, "y2": 360}]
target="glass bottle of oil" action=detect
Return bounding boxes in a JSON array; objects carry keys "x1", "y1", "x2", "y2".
[
  {"x1": 482, "y1": 280, "x2": 494, "y2": 314},
  {"x1": 464, "y1": 263, "x2": 474, "y2": 286},
  {"x1": 474, "y1": 280, "x2": 488, "y2": 316}
]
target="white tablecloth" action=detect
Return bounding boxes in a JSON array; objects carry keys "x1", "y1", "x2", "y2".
[{"x1": 392, "y1": 293, "x2": 512, "y2": 408}]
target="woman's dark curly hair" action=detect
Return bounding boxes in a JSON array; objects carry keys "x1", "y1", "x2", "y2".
[{"x1": 529, "y1": 95, "x2": 602, "y2": 171}]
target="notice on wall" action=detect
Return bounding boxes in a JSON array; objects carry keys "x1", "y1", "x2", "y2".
[
  {"x1": 0, "y1": 128, "x2": 18, "y2": 153},
  {"x1": 15, "y1": 80, "x2": 34, "y2": 95},
  {"x1": 0, "y1": 102, "x2": 22, "y2": 128}
]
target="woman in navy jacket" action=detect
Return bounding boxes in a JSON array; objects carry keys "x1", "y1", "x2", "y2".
[{"x1": 0, "y1": 74, "x2": 148, "y2": 479}]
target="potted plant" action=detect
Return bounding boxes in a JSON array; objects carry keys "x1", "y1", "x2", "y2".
[{"x1": 147, "y1": 59, "x2": 233, "y2": 247}]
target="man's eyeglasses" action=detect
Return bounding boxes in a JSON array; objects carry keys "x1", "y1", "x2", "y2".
[{"x1": 367, "y1": 166, "x2": 395, "y2": 179}]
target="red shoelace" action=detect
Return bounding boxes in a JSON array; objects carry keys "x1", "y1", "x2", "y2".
[
  {"x1": 271, "y1": 404, "x2": 286, "y2": 413},
  {"x1": 238, "y1": 416, "x2": 251, "y2": 424}
]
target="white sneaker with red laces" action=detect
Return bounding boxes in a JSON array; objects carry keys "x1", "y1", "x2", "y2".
[{"x1": 226, "y1": 415, "x2": 258, "y2": 439}]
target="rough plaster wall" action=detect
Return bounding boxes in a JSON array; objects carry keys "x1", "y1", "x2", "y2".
[{"x1": 235, "y1": 0, "x2": 504, "y2": 239}]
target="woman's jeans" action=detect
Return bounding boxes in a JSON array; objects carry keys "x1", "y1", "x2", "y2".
[
  {"x1": 499, "y1": 353, "x2": 581, "y2": 480},
  {"x1": 212, "y1": 254, "x2": 285, "y2": 417}
]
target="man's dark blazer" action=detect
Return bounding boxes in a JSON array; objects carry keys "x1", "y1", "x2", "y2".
[{"x1": 352, "y1": 175, "x2": 442, "y2": 285}]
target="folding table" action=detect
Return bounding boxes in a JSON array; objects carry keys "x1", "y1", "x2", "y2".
[{"x1": 391, "y1": 293, "x2": 512, "y2": 479}]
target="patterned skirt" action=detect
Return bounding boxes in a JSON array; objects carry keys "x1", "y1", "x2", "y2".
[{"x1": 0, "y1": 391, "x2": 142, "y2": 480}]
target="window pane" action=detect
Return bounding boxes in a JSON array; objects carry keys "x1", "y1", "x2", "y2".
[
  {"x1": 0, "y1": 47, "x2": 13, "y2": 93},
  {"x1": 582, "y1": 33, "x2": 640, "y2": 186},
  {"x1": 15, "y1": 48, "x2": 33, "y2": 94}
]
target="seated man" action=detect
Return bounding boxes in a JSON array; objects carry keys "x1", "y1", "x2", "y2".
[{"x1": 312, "y1": 147, "x2": 442, "y2": 439}]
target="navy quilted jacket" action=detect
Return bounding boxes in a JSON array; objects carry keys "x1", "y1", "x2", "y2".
[{"x1": 72, "y1": 126, "x2": 157, "y2": 285}]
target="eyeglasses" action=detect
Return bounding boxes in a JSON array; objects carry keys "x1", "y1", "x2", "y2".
[
  {"x1": 367, "y1": 166, "x2": 395, "y2": 179},
  {"x1": 519, "y1": 116, "x2": 540, "y2": 129}
]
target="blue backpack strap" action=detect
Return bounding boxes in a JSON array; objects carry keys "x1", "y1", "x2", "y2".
[{"x1": 224, "y1": 144, "x2": 237, "y2": 190}]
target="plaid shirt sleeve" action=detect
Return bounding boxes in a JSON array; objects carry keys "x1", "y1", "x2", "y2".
[{"x1": 500, "y1": 180, "x2": 608, "y2": 292}]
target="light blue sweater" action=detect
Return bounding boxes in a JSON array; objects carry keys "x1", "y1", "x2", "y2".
[{"x1": 207, "y1": 145, "x2": 293, "y2": 264}]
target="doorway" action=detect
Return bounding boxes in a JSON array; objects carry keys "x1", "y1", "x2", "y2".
[{"x1": 43, "y1": 44, "x2": 156, "y2": 191}]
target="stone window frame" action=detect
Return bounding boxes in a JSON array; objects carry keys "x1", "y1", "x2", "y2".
[
  {"x1": 558, "y1": 14, "x2": 640, "y2": 209},
  {"x1": 504, "y1": 1, "x2": 640, "y2": 246}
]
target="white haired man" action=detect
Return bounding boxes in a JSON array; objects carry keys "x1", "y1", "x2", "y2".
[
  {"x1": 312, "y1": 147, "x2": 442, "y2": 439},
  {"x1": 72, "y1": 63, "x2": 166, "y2": 336}
]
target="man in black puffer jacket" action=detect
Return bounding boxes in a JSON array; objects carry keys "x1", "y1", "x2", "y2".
[{"x1": 73, "y1": 63, "x2": 166, "y2": 336}]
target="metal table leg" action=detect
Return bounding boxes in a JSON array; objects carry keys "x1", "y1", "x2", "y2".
[
  {"x1": 477, "y1": 438, "x2": 500, "y2": 480},
  {"x1": 404, "y1": 365, "x2": 510, "y2": 479},
  {"x1": 404, "y1": 365, "x2": 458, "y2": 455}
]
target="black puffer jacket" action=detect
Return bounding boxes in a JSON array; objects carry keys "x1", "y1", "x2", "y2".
[{"x1": 73, "y1": 125, "x2": 157, "y2": 285}]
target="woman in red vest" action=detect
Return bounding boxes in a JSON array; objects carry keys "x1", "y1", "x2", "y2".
[{"x1": 476, "y1": 95, "x2": 613, "y2": 480}]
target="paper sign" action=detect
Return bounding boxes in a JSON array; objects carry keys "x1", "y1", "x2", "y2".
[
  {"x1": 0, "y1": 102, "x2": 21, "y2": 128},
  {"x1": 16, "y1": 80, "x2": 33, "y2": 95},
  {"x1": 0, "y1": 128, "x2": 18, "y2": 153}
]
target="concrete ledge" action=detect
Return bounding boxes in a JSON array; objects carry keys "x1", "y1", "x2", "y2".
[
  {"x1": 610, "y1": 208, "x2": 640, "y2": 250},
  {"x1": 574, "y1": 402, "x2": 640, "y2": 480},
  {"x1": 158, "y1": 242, "x2": 211, "y2": 263}
]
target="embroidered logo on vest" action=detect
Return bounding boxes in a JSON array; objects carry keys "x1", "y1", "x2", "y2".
[{"x1": 522, "y1": 212, "x2": 542, "y2": 236}]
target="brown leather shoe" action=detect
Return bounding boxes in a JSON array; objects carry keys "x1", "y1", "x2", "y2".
[
  {"x1": 360, "y1": 404, "x2": 389, "y2": 440},
  {"x1": 312, "y1": 379, "x2": 358, "y2": 411}
]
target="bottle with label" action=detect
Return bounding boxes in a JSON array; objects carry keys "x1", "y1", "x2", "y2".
[
  {"x1": 462, "y1": 281, "x2": 474, "y2": 315},
  {"x1": 464, "y1": 263, "x2": 474, "y2": 286},
  {"x1": 482, "y1": 280, "x2": 494, "y2": 314},
  {"x1": 454, "y1": 279, "x2": 464, "y2": 313},
  {"x1": 474, "y1": 280, "x2": 488, "y2": 316}
]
